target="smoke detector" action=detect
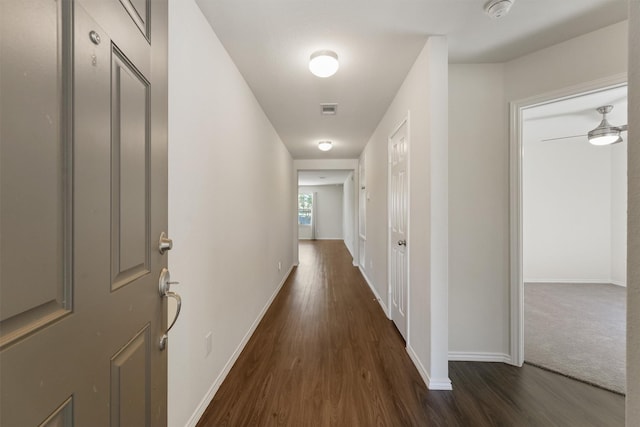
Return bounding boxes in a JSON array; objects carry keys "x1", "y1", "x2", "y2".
[{"x1": 484, "y1": 0, "x2": 514, "y2": 18}]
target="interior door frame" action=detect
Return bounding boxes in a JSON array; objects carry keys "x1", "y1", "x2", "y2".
[
  {"x1": 508, "y1": 73, "x2": 627, "y2": 366},
  {"x1": 387, "y1": 115, "x2": 410, "y2": 334}
]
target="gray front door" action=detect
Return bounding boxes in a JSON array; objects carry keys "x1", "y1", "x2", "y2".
[{"x1": 0, "y1": 0, "x2": 169, "y2": 425}]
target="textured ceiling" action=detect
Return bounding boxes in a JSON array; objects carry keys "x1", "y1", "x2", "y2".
[{"x1": 196, "y1": 0, "x2": 628, "y2": 159}]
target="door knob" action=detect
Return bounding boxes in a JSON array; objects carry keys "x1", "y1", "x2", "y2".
[
  {"x1": 398, "y1": 240, "x2": 407, "y2": 246},
  {"x1": 158, "y1": 232, "x2": 173, "y2": 254}
]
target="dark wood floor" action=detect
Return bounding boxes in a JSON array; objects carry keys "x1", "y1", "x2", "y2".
[{"x1": 197, "y1": 240, "x2": 625, "y2": 426}]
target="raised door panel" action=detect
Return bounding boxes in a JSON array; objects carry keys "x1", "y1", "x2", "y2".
[
  {"x1": 39, "y1": 397, "x2": 73, "y2": 427},
  {"x1": 119, "y1": 0, "x2": 150, "y2": 39},
  {"x1": 0, "y1": 0, "x2": 72, "y2": 348},
  {"x1": 111, "y1": 326, "x2": 151, "y2": 427},
  {"x1": 111, "y1": 48, "x2": 150, "y2": 290},
  {"x1": 396, "y1": 250, "x2": 406, "y2": 316},
  {"x1": 398, "y1": 169, "x2": 406, "y2": 234}
]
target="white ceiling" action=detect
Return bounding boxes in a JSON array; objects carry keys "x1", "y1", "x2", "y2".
[
  {"x1": 523, "y1": 85, "x2": 628, "y2": 145},
  {"x1": 298, "y1": 170, "x2": 352, "y2": 187},
  {"x1": 195, "y1": 0, "x2": 628, "y2": 159}
]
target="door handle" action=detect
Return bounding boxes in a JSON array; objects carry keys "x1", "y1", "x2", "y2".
[
  {"x1": 158, "y1": 268, "x2": 181, "y2": 350},
  {"x1": 398, "y1": 240, "x2": 406, "y2": 246}
]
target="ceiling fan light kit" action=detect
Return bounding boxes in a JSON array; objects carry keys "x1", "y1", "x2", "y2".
[
  {"x1": 484, "y1": 0, "x2": 514, "y2": 19},
  {"x1": 587, "y1": 105, "x2": 627, "y2": 146},
  {"x1": 588, "y1": 131, "x2": 622, "y2": 146},
  {"x1": 542, "y1": 104, "x2": 628, "y2": 145},
  {"x1": 309, "y1": 50, "x2": 339, "y2": 78}
]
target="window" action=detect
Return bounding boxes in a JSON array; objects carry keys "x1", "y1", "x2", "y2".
[{"x1": 298, "y1": 193, "x2": 312, "y2": 225}]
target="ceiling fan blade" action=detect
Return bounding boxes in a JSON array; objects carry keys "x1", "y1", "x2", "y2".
[{"x1": 540, "y1": 134, "x2": 586, "y2": 142}]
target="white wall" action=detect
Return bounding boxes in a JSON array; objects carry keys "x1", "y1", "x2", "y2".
[
  {"x1": 343, "y1": 172, "x2": 355, "y2": 256},
  {"x1": 448, "y1": 21, "x2": 628, "y2": 361},
  {"x1": 448, "y1": 64, "x2": 510, "y2": 359},
  {"x1": 298, "y1": 185, "x2": 344, "y2": 240},
  {"x1": 168, "y1": 1, "x2": 294, "y2": 425},
  {"x1": 360, "y1": 37, "x2": 450, "y2": 389},
  {"x1": 627, "y1": 2, "x2": 639, "y2": 424},
  {"x1": 523, "y1": 137, "x2": 627, "y2": 285},
  {"x1": 504, "y1": 22, "x2": 628, "y2": 102}
]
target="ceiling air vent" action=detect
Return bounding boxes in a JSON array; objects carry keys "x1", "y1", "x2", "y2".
[{"x1": 320, "y1": 103, "x2": 338, "y2": 115}]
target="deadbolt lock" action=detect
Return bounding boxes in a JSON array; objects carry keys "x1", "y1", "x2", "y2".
[{"x1": 158, "y1": 232, "x2": 173, "y2": 254}]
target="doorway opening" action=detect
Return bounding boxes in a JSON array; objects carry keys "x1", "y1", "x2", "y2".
[
  {"x1": 511, "y1": 78, "x2": 628, "y2": 394},
  {"x1": 296, "y1": 169, "x2": 356, "y2": 257}
]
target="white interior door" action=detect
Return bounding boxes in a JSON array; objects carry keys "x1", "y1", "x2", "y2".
[
  {"x1": 0, "y1": 0, "x2": 169, "y2": 424},
  {"x1": 389, "y1": 119, "x2": 409, "y2": 340}
]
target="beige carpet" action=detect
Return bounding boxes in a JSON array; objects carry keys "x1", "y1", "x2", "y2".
[{"x1": 524, "y1": 282, "x2": 626, "y2": 394}]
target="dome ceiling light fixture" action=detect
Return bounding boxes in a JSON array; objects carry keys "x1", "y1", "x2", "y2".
[
  {"x1": 309, "y1": 50, "x2": 339, "y2": 78},
  {"x1": 588, "y1": 105, "x2": 627, "y2": 146},
  {"x1": 318, "y1": 141, "x2": 333, "y2": 151},
  {"x1": 484, "y1": 0, "x2": 514, "y2": 19}
]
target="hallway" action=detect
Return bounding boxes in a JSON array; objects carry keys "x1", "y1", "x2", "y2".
[{"x1": 196, "y1": 241, "x2": 624, "y2": 426}]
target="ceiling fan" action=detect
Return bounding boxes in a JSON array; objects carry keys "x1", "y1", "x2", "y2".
[{"x1": 541, "y1": 105, "x2": 628, "y2": 145}]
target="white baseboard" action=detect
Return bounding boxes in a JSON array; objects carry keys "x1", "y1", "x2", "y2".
[
  {"x1": 358, "y1": 266, "x2": 389, "y2": 317},
  {"x1": 611, "y1": 280, "x2": 627, "y2": 287},
  {"x1": 342, "y1": 239, "x2": 357, "y2": 266},
  {"x1": 185, "y1": 264, "x2": 294, "y2": 427},
  {"x1": 525, "y1": 279, "x2": 624, "y2": 285},
  {"x1": 344, "y1": 240, "x2": 354, "y2": 258},
  {"x1": 448, "y1": 351, "x2": 511, "y2": 363},
  {"x1": 407, "y1": 345, "x2": 452, "y2": 391}
]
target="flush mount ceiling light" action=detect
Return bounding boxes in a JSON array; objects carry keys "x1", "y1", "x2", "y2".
[
  {"x1": 484, "y1": 0, "x2": 514, "y2": 18},
  {"x1": 309, "y1": 50, "x2": 339, "y2": 78},
  {"x1": 588, "y1": 105, "x2": 627, "y2": 146},
  {"x1": 318, "y1": 141, "x2": 333, "y2": 151}
]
